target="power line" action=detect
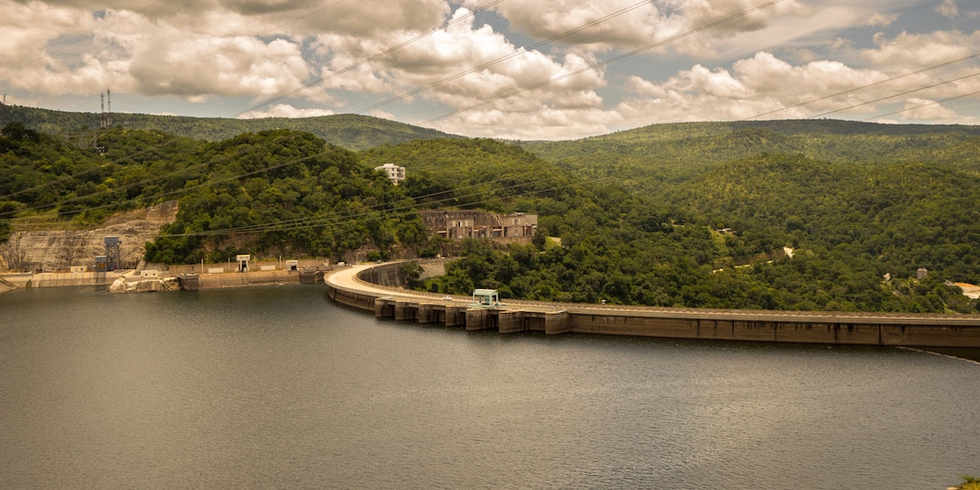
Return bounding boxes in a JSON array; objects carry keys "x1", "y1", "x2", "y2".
[
  {"x1": 862, "y1": 87, "x2": 980, "y2": 122},
  {"x1": 234, "y1": 0, "x2": 509, "y2": 117},
  {"x1": 0, "y1": 137, "x2": 180, "y2": 202},
  {"x1": 121, "y1": 0, "x2": 351, "y2": 93},
  {"x1": 427, "y1": 0, "x2": 788, "y2": 123},
  {"x1": 0, "y1": 133, "x2": 303, "y2": 218},
  {"x1": 354, "y1": 0, "x2": 654, "y2": 115},
  {"x1": 14, "y1": 0, "x2": 978, "y2": 243},
  {"x1": 2, "y1": 0, "x2": 508, "y2": 214},
  {"x1": 809, "y1": 70, "x2": 980, "y2": 119},
  {"x1": 189, "y1": 168, "x2": 559, "y2": 236},
  {"x1": 746, "y1": 53, "x2": 980, "y2": 121},
  {"x1": 161, "y1": 170, "x2": 605, "y2": 239}
]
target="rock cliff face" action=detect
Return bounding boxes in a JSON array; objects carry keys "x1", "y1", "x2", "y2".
[{"x1": 0, "y1": 201, "x2": 178, "y2": 272}]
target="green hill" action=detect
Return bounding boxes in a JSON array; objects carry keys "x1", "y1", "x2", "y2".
[
  {"x1": 3, "y1": 112, "x2": 980, "y2": 313},
  {"x1": 521, "y1": 120, "x2": 980, "y2": 183},
  {"x1": 0, "y1": 104, "x2": 460, "y2": 151}
]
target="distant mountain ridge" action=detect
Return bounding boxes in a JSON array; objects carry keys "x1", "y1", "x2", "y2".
[
  {"x1": 520, "y1": 119, "x2": 980, "y2": 178},
  {"x1": 5, "y1": 103, "x2": 980, "y2": 169},
  {"x1": 0, "y1": 104, "x2": 461, "y2": 151}
]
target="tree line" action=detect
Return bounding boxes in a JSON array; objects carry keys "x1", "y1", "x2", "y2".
[{"x1": 2, "y1": 120, "x2": 978, "y2": 313}]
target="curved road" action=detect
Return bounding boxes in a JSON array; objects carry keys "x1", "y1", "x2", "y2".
[{"x1": 325, "y1": 264, "x2": 980, "y2": 327}]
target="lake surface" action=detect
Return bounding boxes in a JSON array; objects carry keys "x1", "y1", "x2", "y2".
[{"x1": 2, "y1": 285, "x2": 978, "y2": 489}]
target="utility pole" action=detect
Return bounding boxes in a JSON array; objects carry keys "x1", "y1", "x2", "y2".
[{"x1": 106, "y1": 88, "x2": 112, "y2": 128}]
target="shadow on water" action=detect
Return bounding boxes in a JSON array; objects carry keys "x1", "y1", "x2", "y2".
[
  {"x1": 915, "y1": 347, "x2": 980, "y2": 363},
  {"x1": 370, "y1": 308, "x2": 954, "y2": 360}
]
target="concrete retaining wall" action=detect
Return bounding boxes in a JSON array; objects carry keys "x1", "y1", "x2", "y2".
[
  {"x1": 0, "y1": 271, "x2": 121, "y2": 289},
  {"x1": 354, "y1": 260, "x2": 447, "y2": 288},
  {"x1": 565, "y1": 314, "x2": 980, "y2": 347},
  {"x1": 147, "y1": 258, "x2": 330, "y2": 276},
  {"x1": 192, "y1": 270, "x2": 321, "y2": 289},
  {"x1": 328, "y1": 284, "x2": 379, "y2": 311},
  {"x1": 326, "y1": 263, "x2": 980, "y2": 348}
]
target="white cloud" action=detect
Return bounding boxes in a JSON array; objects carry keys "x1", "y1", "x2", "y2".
[
  {"x1": 465, "y1": 0, "x2": 663, "y2": 52},
  {"x1": 369, "y1": 109, "x2": 397, "y2": 121},
  {"x1": 612, "y1": 50, "x2": 980, "y2": 128},
  {"x1": 310, "y1": 6, "x2": 610, "y2": 138},
  {"x1": 237, "y1": 103, "x2": 333, "y2": 119},
  {"x1": 897, "y1": 98, "x2": 974, "y2": 122},
  {"x1": 125, "y1": 29, "x2": 312, "y2": 99},
  {"x1": 465, "y1": 0, "x2": 906, "y2": 61},
  {"x1": 430, "y1": 104, "x2": 621, "y2": 140},
  {"x1": 864, "y1": 30, "x2": 980, "y2": 67},
  {"x1": 0, "y1": 1, "x2": 97, "y2": 70},
  {"x1": 6, "y1": 0, "x2": 451, "y2": 37},
  {"x1": 0, "y1": 0, "x2": 448, "y2": 101},
  {"x1": 3, "y1": 0, "x2": 979, "y2": 139},
  {"x1": 937, "y1": 0, "x2": 958, "y2": 18}
]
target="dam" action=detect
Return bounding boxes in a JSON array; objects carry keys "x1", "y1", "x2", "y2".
[{"x1": 326, "y1": 262, "x2": 980, "y2": 348}]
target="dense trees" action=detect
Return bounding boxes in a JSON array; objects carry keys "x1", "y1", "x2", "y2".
[
  {"x1": 0, "y1": 105, "x2": 457, "y2": 149},
  {"x1": 2, "y1": 114, "x2": 979, "y2": 313},
  {"x1": 144, "y1": 130, "x2": 426, "y2": 264},
  {"x1": 401, "y1": 146, "x2": 980, "y2": 313},
  {"x1": 0, "y1": 125, "x2": 426, "y2": 264}
]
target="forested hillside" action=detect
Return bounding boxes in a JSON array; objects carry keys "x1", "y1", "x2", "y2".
[
  {"x1": 0, "y1": 104, "x2": 458, "y2": 150},
  {"x1": 0, "y1": 125, "x2": 433, "y2": 263},
  {"x1": 0, "y1": 123, "x2": 204, "y2": 238},
  {"x1": 144, "y1": 130, "x2": 431, "y2": 264},
  {"x1": 1, "y1": 112, "x2": 978, "y2": 314},
  {"x1": 522, "y1": 120, "x2": 980, "y2": 183}
]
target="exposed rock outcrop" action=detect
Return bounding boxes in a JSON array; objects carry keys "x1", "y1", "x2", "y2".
[
  {"x1": 109, "y1": 277, "x2": 180, "y2": 293},
  {"x1": 1, "y1": 201, "x2": 178, "y2": 272}
]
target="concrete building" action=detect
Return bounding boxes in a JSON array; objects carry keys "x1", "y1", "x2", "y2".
[
  {"x1": 374, "y1": 163, "x2": 406, "y2": 185},
  {"x1": 501, "y1": 212, "x2": 537, "y2": 238},
  {"x1": 420, "y1": 210, "x2": 538, "y2": 242}
]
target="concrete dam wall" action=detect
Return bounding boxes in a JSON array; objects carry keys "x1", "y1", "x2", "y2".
[{"x1": 326, "y1": 262, "x2": 980, "y2": 348}]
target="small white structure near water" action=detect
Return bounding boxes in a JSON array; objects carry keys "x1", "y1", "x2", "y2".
[{"x1": 237, "y1": 254, "x2": 251, "y2": 272}]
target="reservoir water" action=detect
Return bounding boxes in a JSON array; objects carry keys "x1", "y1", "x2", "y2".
[{"x1": 1, "y1": 285, "x2": 978, "y2": 489}]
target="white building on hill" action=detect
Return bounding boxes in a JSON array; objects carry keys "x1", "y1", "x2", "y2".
[{"x1": 374, "y1": 163, "x2": 406, "y2": 185}]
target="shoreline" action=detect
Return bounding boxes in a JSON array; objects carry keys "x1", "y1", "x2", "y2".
[
  {"x1": 325, "y1": 262, "x2": 980, "y2": 349},
  {"x1": 0, "y1": 267, "x2": 327, "y2": 293}
]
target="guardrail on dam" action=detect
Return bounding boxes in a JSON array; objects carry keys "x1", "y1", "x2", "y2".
[{"x1": 325, "y1": 262, "x2": 980, "y2": 348}]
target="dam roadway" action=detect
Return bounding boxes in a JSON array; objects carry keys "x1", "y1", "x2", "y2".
[{"x1": 325, "y1": 263, "x2": 980, "y2": 348}]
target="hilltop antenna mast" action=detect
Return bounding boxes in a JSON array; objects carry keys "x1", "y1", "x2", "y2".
[
  {"x1": 106, "y1": 88, "x2": 112, "y2": 128},
  {"x1": 100, "y1": 92, "x2": 106, "y2": 129}
]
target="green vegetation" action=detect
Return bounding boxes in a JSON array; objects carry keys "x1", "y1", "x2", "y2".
[
  {"x1": 955, "y1": 476, "x2": 980, "y2": 490},
  {"x1": 521, "y1": 120, "x2": 980, "y2": 182},
  {"x1": 0, "y1": 122, "x2": 203, "y2": 229},
  {"x1": 414, "y1": 150, "x2": 980, "y2": 313},
  {"x1": 0, "y1": 104, "x2": 459, "y2": 150},
  {"x1": 360, "y1": 138, "x2": 575, "y2": 214},
  {"x1": 2, "y1": 111, "x2": 979, "y2": 313},
  {"x1": 143, "y1": 130, "x2": 427, "y2": 264}
]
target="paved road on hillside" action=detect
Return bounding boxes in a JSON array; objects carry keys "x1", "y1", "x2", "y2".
[{"x1": 325, "y1": 264, "x2": 980, "y2": 326}]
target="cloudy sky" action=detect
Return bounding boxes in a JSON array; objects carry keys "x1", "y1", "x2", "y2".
[{"x1": 1, "y1": 0, "x2": 978, "y2": 139}]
